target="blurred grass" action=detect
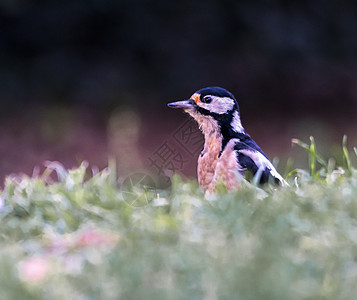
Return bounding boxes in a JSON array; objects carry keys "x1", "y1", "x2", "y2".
[{"x1": 1, "y1": 137, "x2": 357, "y2": 299}]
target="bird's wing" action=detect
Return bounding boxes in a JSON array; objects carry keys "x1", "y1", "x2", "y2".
[{"x1": 234, "y1": 141, "x2": 287, "y2": 185}]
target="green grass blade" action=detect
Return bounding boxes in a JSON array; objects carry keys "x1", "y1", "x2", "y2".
[
  {"x1": 342, "y1": 135, "x2": 352, "y2": 174},
  {"x1": 291, "y1": 138, "x2": 309, "y2": 150},
  {"x1": 309, "y1": 136, "x2": 316, "y2": 176},
  {"x1": 292, "y1": 137, "x2": 327, "y2": 177}
]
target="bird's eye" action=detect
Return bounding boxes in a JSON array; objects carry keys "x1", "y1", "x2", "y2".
[{"x1": 202, "y1": 96, "x2": 212, "y2": 103}]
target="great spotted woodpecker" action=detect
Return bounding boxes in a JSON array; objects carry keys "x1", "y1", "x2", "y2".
[{"x1": 168, "y1": 86, "x2": 287, "y2": 193}]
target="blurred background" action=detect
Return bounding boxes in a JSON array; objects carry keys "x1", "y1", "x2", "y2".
[{"x1": 0, "y1": 0, "x2": 356, "y2": 185}]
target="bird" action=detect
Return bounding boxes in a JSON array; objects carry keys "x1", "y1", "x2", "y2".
[{"x1": 167, "y1": 86, "x2": 287, "y2": 193}]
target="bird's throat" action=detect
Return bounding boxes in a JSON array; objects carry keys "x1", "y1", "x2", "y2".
[{"x1": 188, "y1": 111, "x2": 224, "y2": 158}]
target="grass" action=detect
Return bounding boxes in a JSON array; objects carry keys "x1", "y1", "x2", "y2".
[{"x1": 1, "y1": 137, "x2": 357, "y2": 299}]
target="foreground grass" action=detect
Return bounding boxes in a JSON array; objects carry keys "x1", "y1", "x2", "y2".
[{"x1": 1, "y1": 138, "x2": 357, "y2": 299}]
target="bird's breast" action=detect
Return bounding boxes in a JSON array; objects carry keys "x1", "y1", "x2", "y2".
[
  {"x1": 198, "y1": 137, "x2": 242, "y2": 193},
  {"x1": 212, "y1": 139, "x2": 242, "y2": 191}
]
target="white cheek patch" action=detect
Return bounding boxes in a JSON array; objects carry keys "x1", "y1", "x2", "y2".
[
  {"x1": 231, "y1": 111, "x2": 244, "y2": 133},
  {"x1": 198, "y1": 96, "x2": 235, "y2": 114}
]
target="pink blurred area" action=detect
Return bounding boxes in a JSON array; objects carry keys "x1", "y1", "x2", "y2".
[{"x1": 0, "y1": 107, "x2": 108, "y2": 183}]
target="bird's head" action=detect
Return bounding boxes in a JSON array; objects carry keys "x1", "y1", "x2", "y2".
[{"x1": 168, "y1": 87, "x2": 244, "y2": 138}]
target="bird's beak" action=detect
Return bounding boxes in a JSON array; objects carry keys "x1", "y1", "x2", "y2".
[{"x1": 167, "y1": 99, "x2": 196, "y2": 110}]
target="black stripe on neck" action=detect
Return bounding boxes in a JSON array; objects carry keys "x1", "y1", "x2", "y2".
[{"x1": 194, "y1": 106, "x2": 245, "y2": 157}]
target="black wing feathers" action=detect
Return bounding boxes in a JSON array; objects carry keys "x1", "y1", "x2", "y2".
[{"x1": 234, "y1": 139, "x2": 280, "y2": 184}]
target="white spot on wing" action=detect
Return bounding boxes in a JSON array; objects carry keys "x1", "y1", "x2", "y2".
[
  {"x1": 231, "y1": 111, "x2": 244, "y2": 133},
  {"x1": 238, "y1": 149, "x2": 286, "y2": 184},
  {"x1": 198, "y1": 96, "x2": 235, "y2": 114}
]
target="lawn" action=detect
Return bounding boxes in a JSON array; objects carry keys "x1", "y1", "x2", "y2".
[{"x1": 1, "y1": 137, "x2": 357, "y2": 300}]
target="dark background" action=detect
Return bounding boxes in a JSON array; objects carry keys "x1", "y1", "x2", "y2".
[{"x1": 1, "y1": 0, "x2": 356, "y2": 183}]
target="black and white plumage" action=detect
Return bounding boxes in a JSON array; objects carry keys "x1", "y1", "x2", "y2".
[{"x1": 168, "y1": 86, "x2": 287, "y2": 192}]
